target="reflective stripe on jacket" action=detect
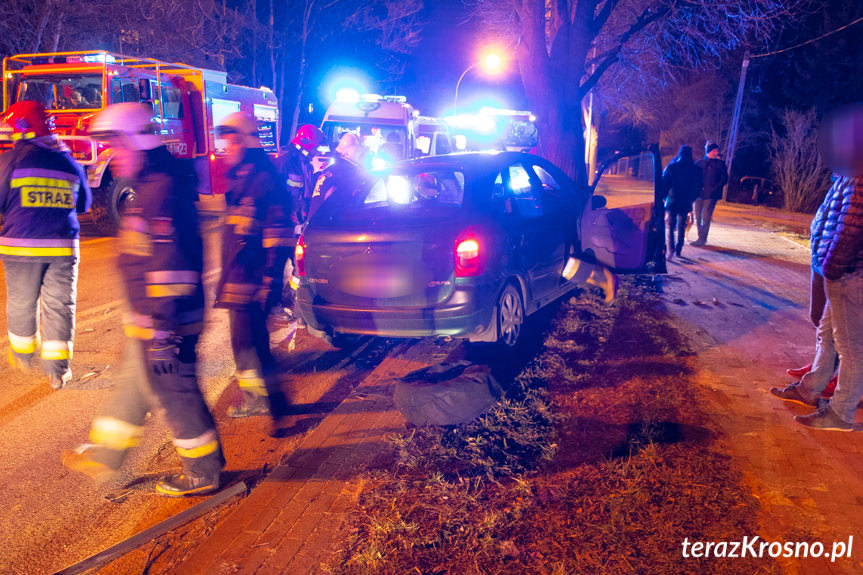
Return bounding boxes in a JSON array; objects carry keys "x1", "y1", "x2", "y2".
[
  {"x1": 216, "y1": 148, "x2": 292, "y2": 309},
  {"x1": 0, "y1": 138, "x2": 91, "y2": 262},
  {"x1": 117, "y1": 147, "x2": 205, "y2": 338}
]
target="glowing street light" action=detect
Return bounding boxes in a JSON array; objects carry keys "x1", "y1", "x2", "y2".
[
  {"x1": 484, "y1": 52, "x2": 502, "y2": 71},
  {"x1": 454, "y1": 51, "x2": 504, "y2": 116}
]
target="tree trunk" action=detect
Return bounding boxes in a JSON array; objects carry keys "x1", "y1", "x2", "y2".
[
  {"x1": 33, "y1": 13, "x2": 50, "y2": 52},
  {"x1": 268, "y1": 0, "x2": 277, "y2": 95},
  {"x1": 51, "y1": 12, "x2": 63, "y2": 52},
  {"x1": 289, "y1": 0, "x2": 312, "y2": 139},
  {"x1": 516, "y1": 0, "x2": 589, "y2": 186}
]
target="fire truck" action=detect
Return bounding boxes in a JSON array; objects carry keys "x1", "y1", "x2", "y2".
[{"x1": 1, "y1": 50, "x2": 279, "y2": 234}]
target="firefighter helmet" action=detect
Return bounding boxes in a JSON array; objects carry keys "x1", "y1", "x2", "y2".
[
  {"x1": 216, "y1": 112, "x2": 261, "y2": 149},
  {"x1": 292, "y1": 124, "x2": 324, "y2": 153},
  {"x1": 90, "y1": 103, "x2": 161, "y2": 150},
  {"x1": 1, "y1": 101, "x2": 51, "y2": 140}
]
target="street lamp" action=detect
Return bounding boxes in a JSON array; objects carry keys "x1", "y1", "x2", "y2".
[{"x1": 453, "y1": 52, "x2": 503, "y2": 116}]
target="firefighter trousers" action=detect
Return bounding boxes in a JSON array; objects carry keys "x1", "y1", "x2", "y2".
[
  {"x1": 3, "y1": 258, "x2": 78, "y2": 378},
  {"x1": 230, "y1": 304, "x2": 288, "y2": 417},
  {"x1": 87, "y1": 334, "x2": 224, "y2": 479}
]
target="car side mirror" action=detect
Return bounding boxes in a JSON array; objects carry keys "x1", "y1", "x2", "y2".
[{"x1": 591, "y1": 194, "x2": 607, "y2": 209}]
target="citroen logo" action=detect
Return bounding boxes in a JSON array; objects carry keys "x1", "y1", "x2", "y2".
[{"x1": 363, "y1": 246, "x2": 375, "y2": 255}]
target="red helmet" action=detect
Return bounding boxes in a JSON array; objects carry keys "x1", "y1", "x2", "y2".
[
  {"x1": 292, "y1": 124, "x2": 324, "y2": 153},
  {"x1": 1, "y1": 101, "x2": 51, "y2": 140}
]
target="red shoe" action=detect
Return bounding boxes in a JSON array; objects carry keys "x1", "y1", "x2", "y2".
[
  {"x1": 786, "y1": 363, "x2": 812, "y2": 378},
  {"x1": 822, "y1": 375, "x2": 838, "y2": 399}
]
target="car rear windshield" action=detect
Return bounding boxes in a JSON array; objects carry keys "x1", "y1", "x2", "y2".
[{"x1": 320, "y1": 168, "x2": 466, "y2": 224}]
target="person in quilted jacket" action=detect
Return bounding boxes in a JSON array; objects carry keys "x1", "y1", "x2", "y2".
[{"x1": 775, "y1": 105, "x2": 863, "y2": 431}]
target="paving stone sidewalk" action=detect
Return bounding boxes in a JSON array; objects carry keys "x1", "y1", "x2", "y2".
[
  {"x1": 175, "y1": 340, "x2": 438, "y2": 575},
  {"x1": 664, "y1": 223, "x2": 863, "y2": 575}
]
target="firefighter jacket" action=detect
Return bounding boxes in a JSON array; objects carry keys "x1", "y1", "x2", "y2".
[
  {"x1": 307, "y1": 156, "x2": 364, "y2": 223},
  {"x1": 116, "y1": 146, "x2": 205, "y2": 340},
  {"x1": 276, "y1": 144, "x2": 315, "y2": 228},
  {"x1": 0, "y1": 137, "x2": 91, "y2": 262},
  {"x1": 215, "y1": 147, "x2": 292, "y2": 310}
]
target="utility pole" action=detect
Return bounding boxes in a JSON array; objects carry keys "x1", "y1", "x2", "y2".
[{"x1": 723, "y1": 52, "x2": 750, "y2": 201}]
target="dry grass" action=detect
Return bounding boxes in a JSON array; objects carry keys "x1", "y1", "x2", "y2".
[{"x1": 324, "y1": 277, "x2": 779, "y2": 575}]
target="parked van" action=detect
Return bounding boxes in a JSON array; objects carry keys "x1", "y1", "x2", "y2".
[
  {"x1": 320, "y1": 94, "x2": 418, "y2": 164},
  {"x1": 415, "y1": 116, "x2": 453, "y2": 157}
]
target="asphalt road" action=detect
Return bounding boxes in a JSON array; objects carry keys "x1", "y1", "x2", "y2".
[{"x1": 0, "y1": 219, "x2": 417, "y2": 575}]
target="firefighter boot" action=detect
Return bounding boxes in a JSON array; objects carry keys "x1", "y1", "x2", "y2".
[
  {"x1": 155, "y1": 472, "x2": 220, "y2": 497},
  {"x1": 50, "y1": 369, "x2": 73, "y2": 390},
  {"x1": 227, "y1": 396, "x2": 271, "y2": 418},
  {"x1": 227, "y1": 388, "x2": 271, "y2": 418},
  {"x1": 8, "y1": 349, "x2": 39, "y2": 376},
  {"x1": 62, "y1": 444, "x2": 119, "y2": 483}
]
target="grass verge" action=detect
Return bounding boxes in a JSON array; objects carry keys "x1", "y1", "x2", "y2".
[{"x1": 324, "y1": 277, "x2": 778, "y2": 575}]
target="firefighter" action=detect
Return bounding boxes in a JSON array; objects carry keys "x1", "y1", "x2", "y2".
[
  {"x1": 62, "y1": 103, "x2": 224, "y2": 497},
  {"x1": 215, "y1": 112, "x2": 292, "y2": 422},
  {"x1": 0, "y1": 101, "x2": 91, "y2": 389},
  {"x1": 306, "y1": 132, "x2": 366, "y2": 221},
  {"x1": 272, "y1": 124, "x2": 324, "y2": 323}
]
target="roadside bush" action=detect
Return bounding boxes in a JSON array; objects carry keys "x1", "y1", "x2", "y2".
[{"x1": 769, "y1": 108, "x2": 831, "y2": 213}]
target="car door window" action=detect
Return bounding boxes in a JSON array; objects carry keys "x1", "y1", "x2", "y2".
[
  {"x1": 507, "y1": 164, "x2": 542, "y2": 217},
  {"x1": 532, "y1": 165, "x2": 561, "y2": 193},
  {"x1": 490, "y1": 171, "x2": 510, "y2": 214}
]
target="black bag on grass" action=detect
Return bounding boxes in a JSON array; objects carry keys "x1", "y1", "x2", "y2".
[{"x1": 394, "y1": 360, "x2": 503, "y2": 426}]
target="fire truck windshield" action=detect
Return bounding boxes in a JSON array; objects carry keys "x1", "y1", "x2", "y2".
[{"x1": 12, "y1": 73, "x2": 104, "y2": 111}]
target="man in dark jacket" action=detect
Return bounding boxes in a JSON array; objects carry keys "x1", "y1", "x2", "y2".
[
  {"x1": 662, "y1": 146, "x2": 702, "y2": 259},
  {"x1": 306, "y1": 132, "x2": 366, "y2": 221},
  {"x1": 0, "y1": 101, "x2": 91, "y2": 389},
  {"x1": 63, "y1": 103, "x2": 224, "y2": 496},
  {"x1": 692, "y1": 141, "x2": 728, "y2": 246},
  {"x1": 215, "y1": 112, "x2": 292, "y2": 423}
]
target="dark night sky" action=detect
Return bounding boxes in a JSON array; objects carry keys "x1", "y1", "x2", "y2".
[
  {"x1": 398, "y1": 0, "x2": 528, "y2": 116},
  {"x1": 303, "y1": 0, "x2": 528, "y2": 123}
]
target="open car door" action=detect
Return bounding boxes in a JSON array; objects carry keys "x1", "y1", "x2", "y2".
[{"x1": 580, "y1": 145, "x2": 665, "y2": 274}]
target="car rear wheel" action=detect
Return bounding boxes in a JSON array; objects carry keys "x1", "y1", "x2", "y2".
[{"x1": 497, "y1": 284, "x2": 524, "y2": 348}]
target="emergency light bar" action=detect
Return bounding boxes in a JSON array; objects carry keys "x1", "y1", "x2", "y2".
[{"x1": 29, "y1": 53, "x2": 116, "y2": 65}]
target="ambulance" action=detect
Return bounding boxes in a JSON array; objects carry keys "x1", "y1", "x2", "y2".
[
  {"x1": 320, "y1": 93, "x2": 418, "y2": 165},
  {"x1": 1, "y1": 50, "x2": 279, "y2": 234}
]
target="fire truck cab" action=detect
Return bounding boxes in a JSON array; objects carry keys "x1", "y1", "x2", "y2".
[{"x1": 1, "y1": 50, "x2": 279, "y2": 234}]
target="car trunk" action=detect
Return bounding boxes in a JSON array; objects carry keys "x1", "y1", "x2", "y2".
[{"x1": 304, "y1": 212, "x2": 459, "y2": 308}]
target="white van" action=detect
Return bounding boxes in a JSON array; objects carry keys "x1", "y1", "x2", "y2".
[
  {"x1": 415, "y1": 116, "x2": 453, "y2": 157},
  {"x1": 320, "y1": 94, "x2": 418, "y2": 164}
]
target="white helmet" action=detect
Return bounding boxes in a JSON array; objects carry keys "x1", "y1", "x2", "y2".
[
  {"x1": 216, "y1": 112, "x2": 261, "y2": 149},
  {"x1": 90, "y1": 103, "x2": 162, "y2": 151}
]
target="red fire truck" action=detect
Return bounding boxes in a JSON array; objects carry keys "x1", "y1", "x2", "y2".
[{"x1": 1, "y1": 50, "x2": 279, "y2": 234}]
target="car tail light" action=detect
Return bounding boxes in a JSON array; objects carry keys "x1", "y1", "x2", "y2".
[
  {"x1": 455, "y1": 231, "x2": 483, "y2": 277},
  {"x1": 295, "y1": 235, "x2": 306, "y2": 277}
]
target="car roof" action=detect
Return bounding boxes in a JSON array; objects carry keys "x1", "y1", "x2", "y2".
[{"x1": 398, "y1": 151, "x2": 549, "y2": 173}]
